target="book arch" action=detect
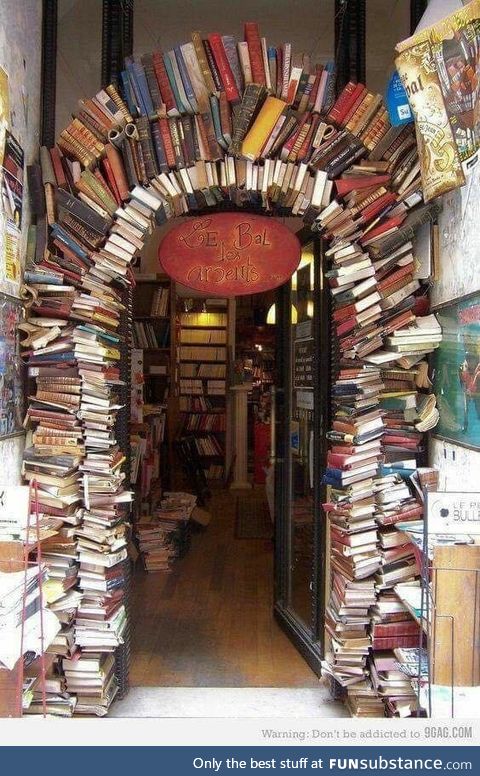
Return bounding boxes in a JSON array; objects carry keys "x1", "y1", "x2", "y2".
[{"x1": 24, "y1": 25, "x2": 441, "y2": 716}]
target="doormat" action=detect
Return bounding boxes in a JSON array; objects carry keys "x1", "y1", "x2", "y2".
[{"x1": 235, "y1": 495, "x2": 273, "y2": 539}]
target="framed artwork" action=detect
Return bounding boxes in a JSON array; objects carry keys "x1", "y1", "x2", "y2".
[{"x1": 433, "y1": 292, "x2": 480, "y2": 449}]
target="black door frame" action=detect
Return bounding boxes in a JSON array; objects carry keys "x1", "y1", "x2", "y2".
[{"x1": 273, "y1": 235, "x2": 330, "y2": 676}]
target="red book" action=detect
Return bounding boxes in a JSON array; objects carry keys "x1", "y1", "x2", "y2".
[
  {"x1": 158, "y1": 118, "x2": 176, "y2": 168},
  {"x1": 101, "y1": 158, "x2": 121, "y2": 205},
  {"x1": 208, "y1": 34, "x2": 240, "y2": 102},
  {"x1": 297, "y1": 114, "x2": 320, "y2": 162},
  {"x1": 336, "y1": 317, "x2": 357, "y2": 336},
  {"x1": 41, "y1": 258, "x2": 82, "y2": 285},
  {"x1": 361, "y1": 214, "x2": 406, "y2": 243},
  {"x1": 336, "y1": 82, "x2": 366, "y2": 125},
  {"x1": 335, "y1": 174, "x2": 391, "y2": 198},
  {"x1": 93, "y1": 168, "x2": 117, "y2": 204},
  {"x1": 378, "y1": 263, "x2": 415, "y2": 293},
  {"x1": 244, "y1": 23, "x2": 266, "y2": 86},
  {"x1": 152, "y1": 51, "x2": 178, "y2": 115},
  {"x1": 360, "y1": 192, "x2": 398, "y2": 223},
  {"x1": 372, "y1": 634, "x2": 420, "y2": 650},
  {"x1": 308, "y1": 64, "x2": 323, "y2": 111},
  {"x1": 281, "y1": 112, "x2": 311, "y2": 159},
  {"x1": 52, "y1": 239, "x2": 90, "y2": 272},
  {"x1": 372, "y1": 621, "x2": 420, "y2": 639},
  {"x1": 49, "y1": 146, "x2": 67, "y2": 187},
  {"x1": 327, "y1": 81, "x2": 358, "y2": 125},
  {"x1": 341, "y1": 85, "x2": 368, "y2": 126}
]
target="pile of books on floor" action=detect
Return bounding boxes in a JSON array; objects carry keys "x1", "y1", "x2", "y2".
[
  {"x1": 62, "y1": 651, "x2": 117, "y2": 716},
  {"x1": 135, "y1": 492, "x2": 196, "y2": 572},
  {"x1": 23, "y1": 655, "x2": 77, "y2": 717}
]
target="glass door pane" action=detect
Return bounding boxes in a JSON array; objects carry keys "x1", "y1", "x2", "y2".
[
  {"x1": 289, "y1": 244, "x2": 316, "y2": 626},
  {"x1": 274, "y1": 237, "x2": 328, "y2": 674}
]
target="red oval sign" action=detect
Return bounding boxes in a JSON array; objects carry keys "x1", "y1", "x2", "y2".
[{"x1": 158, "y1": 213, "x2": 301, "y2": 296}]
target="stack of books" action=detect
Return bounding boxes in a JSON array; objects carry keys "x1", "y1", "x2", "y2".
[
  {"x1": 135, "y1": 492, "x2": 196, "y2": 572},
  {"x1": 63, "y1": 652, "x2": 118, "y2": 716},
  {"x1": 317, "y1": 76, "x2": 442, "y2": 719}
]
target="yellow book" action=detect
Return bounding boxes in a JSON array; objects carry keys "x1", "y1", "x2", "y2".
[{"x1": 241, "y1": 96, "x2": 286, "y2": 162}]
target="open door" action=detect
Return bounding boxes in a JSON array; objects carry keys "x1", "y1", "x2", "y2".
[{"x1": 273, "y1": 235, "x2": 330, "y2": 674}]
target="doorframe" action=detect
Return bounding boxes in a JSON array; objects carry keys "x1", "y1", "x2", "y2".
[{"x1": 273, "y1": 234, "x2": 330, "y2": 676}]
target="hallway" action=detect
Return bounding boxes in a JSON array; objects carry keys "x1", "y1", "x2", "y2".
[{"x1": 129, "y1": 489, "x2": 319, "y2": 688}]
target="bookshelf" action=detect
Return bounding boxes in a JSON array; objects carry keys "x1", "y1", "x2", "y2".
[
  {"x1": 131, "y1": 275, "x2": 177, "y2": 511},
  {"x1": 176, "y1": 304, "x2": 232, "y2": 483}
]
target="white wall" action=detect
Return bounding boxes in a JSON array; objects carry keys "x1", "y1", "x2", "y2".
[{"x1": 0, "y1": 0, "x2": 42, "y2": 484}]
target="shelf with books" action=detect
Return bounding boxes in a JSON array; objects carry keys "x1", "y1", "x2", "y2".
[
  {"x1": 131, "y1": 277, "x2": 177, "y2": 511},
  {"x1": 176, "y1": 300, "x2": 233, "y2": 485}
]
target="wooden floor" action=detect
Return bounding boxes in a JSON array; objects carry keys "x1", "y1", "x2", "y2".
[{"x1": 129, "y1": 488, "x2": 318, "y2": 687}]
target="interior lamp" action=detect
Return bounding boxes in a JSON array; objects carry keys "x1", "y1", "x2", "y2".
[{"x1": 266, "y1": 303, "x2": 298, "y2": 325}]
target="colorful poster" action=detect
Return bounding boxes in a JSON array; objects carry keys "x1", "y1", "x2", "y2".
[
  {"x1": 433, "y1": 293, "x2": 480, "y2": 448},
  {"x1": 396, "y1": 0, "x2": 480, "y2": 200},
  {"x1": 0, "y1": 295, "x2": 23, "y2": 436},
  {"x1": 1, "y1": 130, "x2": 23, "y2": 282}
]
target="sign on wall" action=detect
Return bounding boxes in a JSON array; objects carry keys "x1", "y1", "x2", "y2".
[
  {"x1": 427, "y1": 491, "x2": 480, "y2": 535},
  {"x1": 158, "y1": 213, "x2": 301, "y2": 296}
]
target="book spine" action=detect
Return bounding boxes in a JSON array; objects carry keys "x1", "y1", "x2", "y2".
[
  {"x1": 208, "y1": 34, "x2": 240, "y2": 102},
  {"x1": 203, "y1": 39, "x2": 224, "y2": 94},
  {"x1": 135, "y1": 116, "x2": 159, "y2": 179},
  {"x1": 244, "y1": 22, "x2": 266, "y2": 85},
  {"x1": 141, "y1": 53, "x2": 165, "y2": 114},
  {"x1": 229, "y1": 84, "x2": 266, "y2": 155},
  {"x1": 168, "y1": 118, "x2": 186, "y2": 169},
  {"x1": 158, "y1": 118, "x2": 176, "y2": 168},
  {"x1": 150, "y1": 120, "x2": 169, "y2": 173},
  {"x1": 174, "y1": 46, "x2": 198, "y2": 113},
  {"x1": 105, "y1": 84, "x2": 133, "y2": 124},
  {"x1": 152, "y1": 52, "x2": 178, "y2": 115},
  {"x1": 191, "y1": 32, "x2": 217, "y2": 95},
  {"x1": 222, "y1": 35, "x2": 243, "y2": 94},
  {"x1": 180, "y1": 115, "x2": 196, "y2": 167},
  {"x1": 327, "y1": 81, "x2": 357, "y2": 125},
  {"x1": 237, "y1": 41, "x2": 253, "y2": 85}
]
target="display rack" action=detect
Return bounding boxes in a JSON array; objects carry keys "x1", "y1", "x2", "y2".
[{"x1": 416, "y1": 513, "x2": 480, "y2": 719}]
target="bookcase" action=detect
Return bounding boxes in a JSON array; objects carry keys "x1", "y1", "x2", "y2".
[
  {"x1": 176, "y1": 302, "x2": 232, "y2": 484},
  {"x1": 131, "y1": 275, "x2": 177, "y2": 510}
]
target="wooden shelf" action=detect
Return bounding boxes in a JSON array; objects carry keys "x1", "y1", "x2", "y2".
[{"x1": 134, "y1": 315, "x2": 170, "y2": 321}]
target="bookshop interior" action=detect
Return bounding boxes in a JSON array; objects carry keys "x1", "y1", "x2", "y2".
[{"x1": 0, "y1": 0, "x2": 480, "y2": 721}]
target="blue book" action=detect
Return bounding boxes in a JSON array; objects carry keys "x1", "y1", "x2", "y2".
[
  {"x1": 163, "y1": 52, "x2": 189, "y2": 115},
  {"x1": 24, "y1": 271, "x2": 63, "y2": 285},
  {"x1": 30, "y1": 352, "x2": 76, "y2": 363},
  {"x1": 77, "y1": 324, "x2": 119, "y2": 344},
  {"x1": 119, "y1": 70, "x2": 139, "y2": 118},
  {"x1": 51, "y1": 224, "x2": 89, "y2": 262},
  {"x1": 125, "y1": 60, "x2": 149, "y2": 116},
  {"x1": 209, "y1": 95, "x2": 228, "y2": 150},
  {"x1": 132, "y1": 60, "x2": 155, "y2": 117},
  {"x1": 174, "y1": 46, "x2": 198, "y2": 114}
]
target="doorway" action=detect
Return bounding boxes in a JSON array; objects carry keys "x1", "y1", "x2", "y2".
[{"x1": 126, "y1": 230, "x2": 329, "y2": 693}]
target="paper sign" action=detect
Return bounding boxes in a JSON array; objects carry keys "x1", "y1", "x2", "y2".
[
  {"x1": 0, "y1": 485, "x2": 30, "y2": 533},
  {"x1": 426, "y1": 491, "x2": 480, "y2": 535}
]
